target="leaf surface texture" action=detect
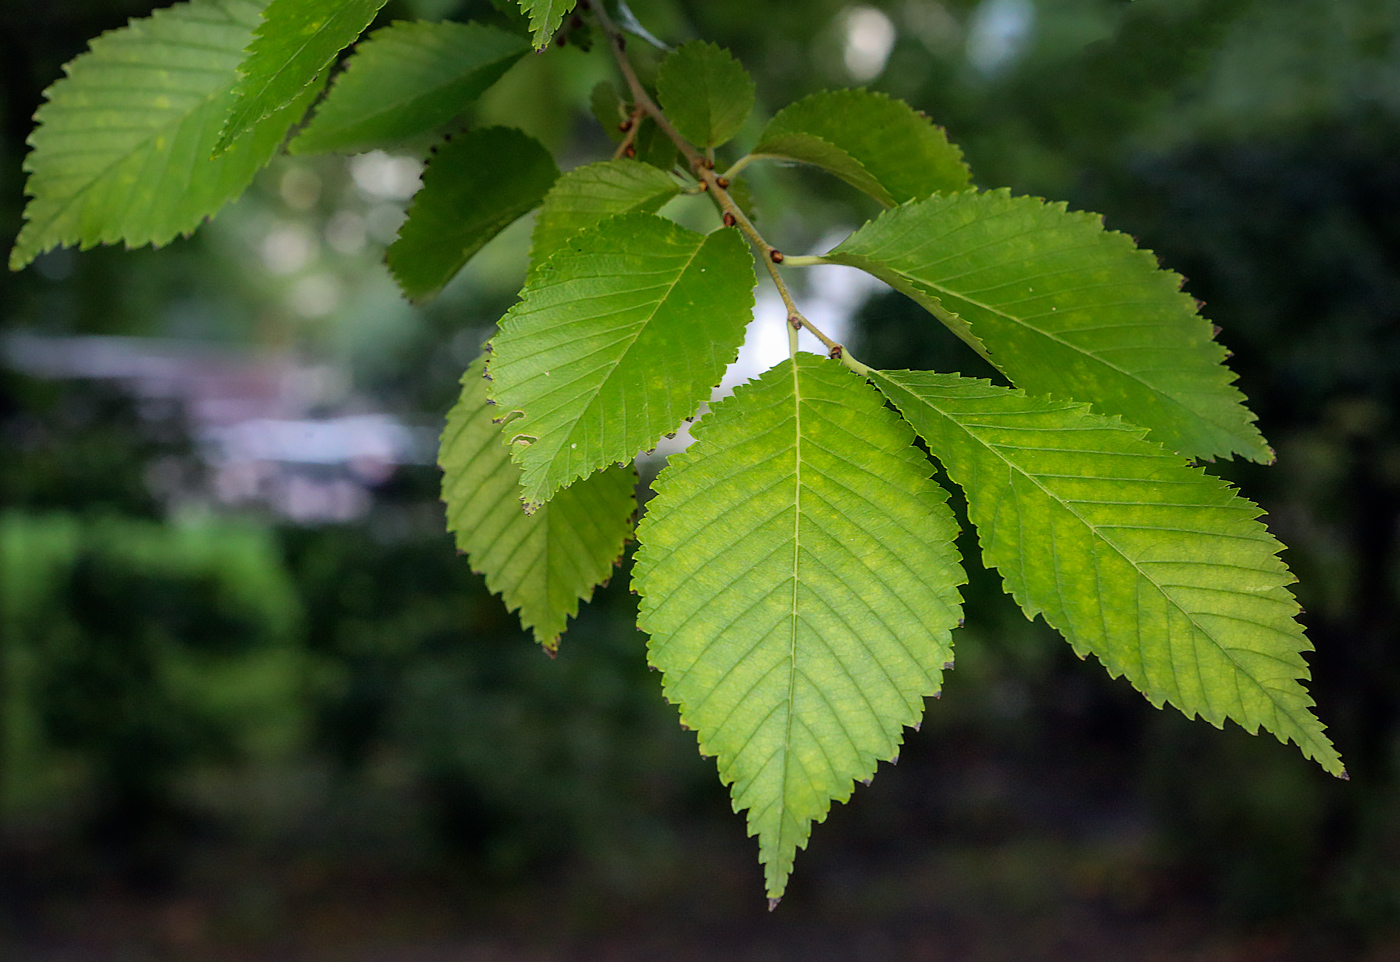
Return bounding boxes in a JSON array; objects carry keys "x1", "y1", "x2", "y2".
[
  {"x1": 530, "y1": 159, "x2": 680, "y2": 269},
  {"x1": 656, "y1": 41, "x2": 755, "y2": 150},
  {"x1": 872, "y1": 370, "x2": 1341, "y2": 775},
  {"x1": 753, "y1": 90, "x2": 970, "y2": 207},
  {"x1": 11, "y1": 0, "x2": 319, "y2": 270},
  {"x1": 441, "y1": 357, "x2": 635, "y2": 650},
  {"x1": 487, "y1": 214, "x2": 755, "y2": 507},
  {"x1": 388, "y1": 126, "x2": 558, "y2": 302},
  {"x1": 218, "y1": 0, "x2": 388, "y2": 151},
  {"x1": 635, "y1": 355, "x2": 965, "y2": 898},
  {"x1": 517, "y1": 0, "x2": 576, "y2": 48},
  {"x1": 831, "y1": 190, "x2": 1272, "y2": 463},
  {"x1": 291, "y1": 20, "x2": 527, "y2": 155}
]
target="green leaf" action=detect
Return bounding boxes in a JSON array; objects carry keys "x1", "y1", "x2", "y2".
[
  {"x1": 487, "y1": 213, "x2": 755, "y2": 508},
  {"x1": 290, "y1": 20, "x2": 527, "y2": 155},
  {"x1": 518, "y1": 0, "x2": 577, "y2": 49},
  {"x1": 441, "y1": 356, "x2": 636, "y2": 651},
  {"x1": 10, "y1": 0, "x2": 321, "y2": 271},
  {"x1": 872, "y1": 370, "x2": 1343, "y2": 776},
  {"x1": 829, "y1": 190, "x2": 1272, "y2": 463},
  {"x1": 387, "y1": 127, "x2": 558, "y2": 303},
  {"x1": 753, "y1": 90, "x2": 971, "y2": 207},
  {"x1": 590, "y1": 80, "x2": 627, "y2": 141},
  {"x1": 217, "y1": 0, "x2": 389, "y2": 153},
  {"x1": 655, "y1": 41, "x2": 755, "y2": 150},
  {"x1": 530, "y1": 159, "x2": 681, "y2": 269},
  {"x1": 634, "y1": 354, "x2": 965, "y2": 899}
]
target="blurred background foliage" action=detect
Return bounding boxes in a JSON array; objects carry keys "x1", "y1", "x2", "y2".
[{"x1": 1, "y1": 0, "x2": 1398, "y2": 957}]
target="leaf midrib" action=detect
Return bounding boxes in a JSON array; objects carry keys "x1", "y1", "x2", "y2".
[
  {"x1": 233, "y1": 1, "x2": 368, "y2": 125},
  {"x1": 778, "y1": 355, "x2": 802, "y2": 885},
  {"x1": 526, "y1": 232, "x2": 712, "y2": 499},
  {"x1": 915, "y1": 274, "x2": 1247, "y2": 451}
]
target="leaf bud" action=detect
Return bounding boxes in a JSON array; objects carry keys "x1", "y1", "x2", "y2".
[
  {"x1": 769, "y1": 249, "x2": 783, "y2": 263},
  {"x1": 723, "y1": 212, "x2": 737, "y2": 227}
]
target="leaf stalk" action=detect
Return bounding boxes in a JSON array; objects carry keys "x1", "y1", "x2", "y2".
[{"x1": 589, "y1": 1, "x2": 868, "y2": 376}]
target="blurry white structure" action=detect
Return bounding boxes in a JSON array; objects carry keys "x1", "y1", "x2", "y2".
[
  {"x1": 3, "y1": 333, "x2": 434, "y2": 524},
  {"x1": 843, "y1": 6, "x2": 899, "y2": 81},
  {"x1": 966, "y1": 0, "x2": 1035, "y2": 77}
]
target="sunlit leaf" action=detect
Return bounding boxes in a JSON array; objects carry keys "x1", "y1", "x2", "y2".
[
  {"x1": 635, "y1": 354, "x2": 965, "y2": 900},
  {"x1": 10, "y1": 0, "x2": 320, "y2": 271},
  {"x1": 518, "y1": 0, "x2": 577, "y2": 49},
  {"x1": 873, "y1": 370, "x2": 1342, "y2": 776},
  {"x1": 387, "y1": 126, "x2": 558, "y2": 302},
  {"x1": 487, "y1": 213, "x2": 755, "y2": 507},
  {"x1": 830, "y1": 190, "x2": 1272, "y2": 463},
  {"x1": 530, "y1": 159, "x2": 681, "y2": 268}
]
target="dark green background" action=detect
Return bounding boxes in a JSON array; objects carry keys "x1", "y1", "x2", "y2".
[{"x1": 1, "y1": 0, "x2": 1397, "y2": 957}]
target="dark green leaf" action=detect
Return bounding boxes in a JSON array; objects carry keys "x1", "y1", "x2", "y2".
[
  {"x1": 291, "y1": 20, "x2": 527, "y2": 155},
  {"x1": 753, "y1": 90, "x2": 971, "y2": 207},
  {"x1": 387, "y1": 127, "x2": 557, "y2": 302},
  {"x1": 656, "y1": 41, "x2": 755, "y2": 150}
]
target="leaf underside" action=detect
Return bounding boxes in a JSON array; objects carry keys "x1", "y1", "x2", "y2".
[
  {"x1": 518, "y1": 0, "x2": 577, "y2": 48},
  {"x1": 387, "y1": 126, "x2": 558, "y2": 302},
  {"x1": 831, "y1": 190, "x2": 1272, "y2": 463},
  {"x1": 441, "y1": 357, "x2": 636, "y2": 650},
  {"x1": 291, "y1": 19, "x2": 527, "y2": 156},
  {"x1": 487, "y1": 213, "x2": 756, "y2": 508},
  {"x1": 655, "y1": 41, "x2": 756, "y2": 150},
  {"x1": 217, "y1": 0, "x2": 389, "y2": 152},
  {"x1": 635, "y1": 354, "x2": 966, "y2": 899},
  {"x1": 754, "y1": 89, "x2": 971, "y2": 207},
  {"x1": 529, "y1": 159, "x2": 681, "y2": 270},
  {"x1": 11, "y1": 0, "x2": 320, "y2": 271},
  {"x1": 872, "y1": 371, "x2": 1342, "y2": 776}
]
